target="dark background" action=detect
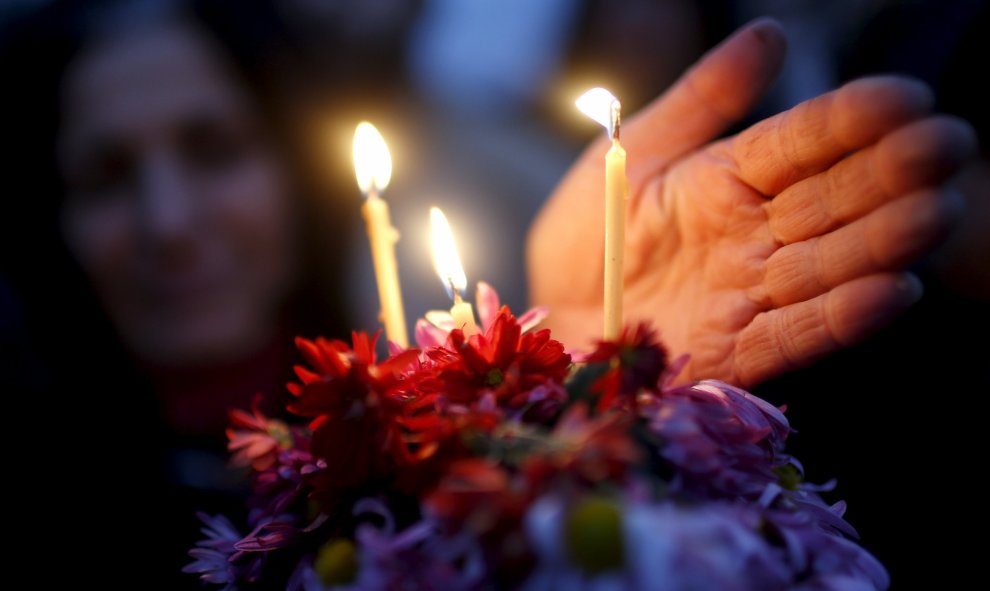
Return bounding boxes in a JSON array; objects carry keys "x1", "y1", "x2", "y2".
[{"x1": 2, "y1": 0, "x2": 987, "y2": 586}]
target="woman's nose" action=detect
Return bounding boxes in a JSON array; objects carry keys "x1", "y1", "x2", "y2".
[{"x1": 139, "y1": 151, "x2": 198, "y2": 249}]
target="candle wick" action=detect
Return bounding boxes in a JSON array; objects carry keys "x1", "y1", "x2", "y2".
[
  {"x1": 610, "y1": 99, "x2": 621, "y2": 142},
  {"x1": 366, "y1": 187, "x2": 380, "y2": 201},
  {"x1": 450, "y1": 278, "x2": 463, "y2": 304}
]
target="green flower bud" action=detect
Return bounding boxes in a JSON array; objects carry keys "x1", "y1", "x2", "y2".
[
  {"x1": 565, "y1": 496, "x2": 625, "y2": 573},
  {"x1": 314, "y1": 539, "x2": 358, "y2": 585}
]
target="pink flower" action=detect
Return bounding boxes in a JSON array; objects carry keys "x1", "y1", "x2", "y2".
[
  {"x1": 227, "y1": 399, "x2": 292, "y2": 472},
  {"x1": 415, "y1": 281, "x2": 548, "y2": 348}
]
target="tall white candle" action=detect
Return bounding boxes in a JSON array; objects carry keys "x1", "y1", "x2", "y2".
[
  {"x1": 577, "y1": 88, "x2": 628, "y2": 340},
  {"x1": 604, "y1": 135, "x2": 627, "y2": 340},
  {"x1": 353, "y1": 122, "x2": 408, "y2": 347}
]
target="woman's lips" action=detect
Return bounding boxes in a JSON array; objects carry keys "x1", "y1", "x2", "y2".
[{"x1": 142, "y1": 268, "x2": 235, "y2": 313}]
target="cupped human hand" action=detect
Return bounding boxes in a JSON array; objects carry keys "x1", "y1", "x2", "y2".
[{"x1": 527, "y1": 18, "x2": 975, "y2": 387}]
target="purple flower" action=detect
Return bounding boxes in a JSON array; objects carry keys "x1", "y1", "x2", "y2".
[
  {"x1": 234, "y1": 514, "x2": 299, "y2": 553},
  {"x1": 523, "y1": 496, "x2": 789, "y2": 590},
  {"x1": 522, "y1": 496, "x2": 887, "y2": 590},
  {"x1": 763, "y1": 507, "x2": 889, "y2": 590},
  {"x1": 183, "y1": 513, "x2": 262, "y2": 588},
  {"x1": 759, "y1": 483, "x2": 860, "y2": 543},
  {"x1": 289, "y1": 499, "x2": 484, "y2": 591},
  {"x1": 642, "y1": 380, "x2": 792, "y2": 500},
  {"x1": 287, "y1": 556, "x2": 331, "y2": 591},
  {"x1": 248, "y1": 446, "x2": 322, "y2": 518}
]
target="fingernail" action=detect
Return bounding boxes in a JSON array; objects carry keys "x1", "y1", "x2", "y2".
[
  {"x1": 894, "y1": 273, "x2": 923, "y2": 304},
  {"x1": 940, "y1": 188, "x2": 965, "y2": 224},
  {"x1": 749, "y1": 18, "x2": 785, "y2": 49}
]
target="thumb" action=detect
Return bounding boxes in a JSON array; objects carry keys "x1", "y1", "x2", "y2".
[{"x1": 624, "y1": 18, "x2": 786, "y2": 184}]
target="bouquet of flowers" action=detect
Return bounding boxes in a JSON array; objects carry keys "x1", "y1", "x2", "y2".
[{"x1": 185, "y1": 283, "x2": 888, "y2": 590}]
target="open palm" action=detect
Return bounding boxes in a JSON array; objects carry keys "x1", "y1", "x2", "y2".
[{"x1": 528, "y1": 19, "x2": 974, "y2": 387}]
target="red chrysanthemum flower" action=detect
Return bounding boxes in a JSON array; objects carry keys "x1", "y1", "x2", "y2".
[
  {"x1": 286, "y1": 331, "x2": 438, "y2": 503},
  {"x1": 586, "y1": 323, "x2": 669, "y2": 412},
  {"x1": 425, "y1": 306, "x2": 571, "y2": 417}
]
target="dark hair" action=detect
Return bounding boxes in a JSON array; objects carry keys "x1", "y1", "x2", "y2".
[{"x1": 0, "y1": 0, "x2": 359, "y2": 395}]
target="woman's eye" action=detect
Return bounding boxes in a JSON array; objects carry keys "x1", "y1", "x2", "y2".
[
  {"x1": 180, "y1": 120, "x2": 251, "y2": 173},
  {"x1": 66, "y1": 148, "x2": 136, "y2": 202}
]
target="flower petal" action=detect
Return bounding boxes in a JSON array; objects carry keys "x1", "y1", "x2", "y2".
[
  {"x1": 415, "y1": 318, "x2": 449, "y2": 349},
  {"x1": 476, "y1": 281, "x2": 501, "y2": 330},
  {"x1": 517, "y1": 305, "x2": 549, "y2": 333}
]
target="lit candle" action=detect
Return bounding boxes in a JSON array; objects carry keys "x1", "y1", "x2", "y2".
[
  {"x1": 576, "y1": 88, "x2": 627, "y2": 340},
  {"x1": 430, "y1": 207, "x2": 478, "y2": 336},
  {"x1": 353, "y1": 122, "x2": 408, "y2": 347}
]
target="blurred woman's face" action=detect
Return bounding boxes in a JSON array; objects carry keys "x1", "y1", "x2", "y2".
[{"x1": 58, "y1": 23, "x2": 298, "y2": 367}]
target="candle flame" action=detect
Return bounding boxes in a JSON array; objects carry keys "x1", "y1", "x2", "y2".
[
  {"x1": 430, "y1": 207, "x2": 467, "y2": 300},
  {"x1": 353, "y1": 121, "x2": 392, "y2": 195},
  {"x1": 576, "y1": 87, "x2": 620, "y2": 137}
]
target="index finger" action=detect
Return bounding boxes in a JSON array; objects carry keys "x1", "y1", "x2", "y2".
[{"x1": 726, "y1": 76, "x2": 934, "y2": 196}]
